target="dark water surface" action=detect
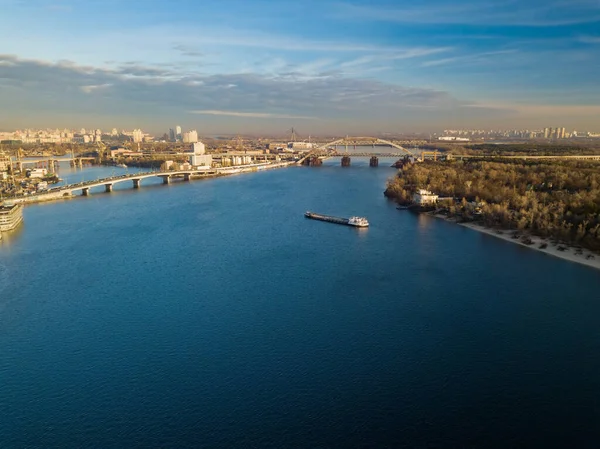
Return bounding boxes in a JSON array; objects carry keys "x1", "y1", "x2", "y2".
[{"x1": 1, "y1": 159, "x2": 600, "y2": 448}]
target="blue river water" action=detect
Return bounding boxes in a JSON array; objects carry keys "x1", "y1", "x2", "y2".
[{"x1": 1, "y1": 157, "x2": 600, "y2": 447}]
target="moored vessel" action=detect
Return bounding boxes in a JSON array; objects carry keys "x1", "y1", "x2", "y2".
[
  {"x1": 0, "y1": 201, "x2": 24, "y2": 232},
  {"x1": 304, "y1": 211, "x2": 369, "y2": 227}
]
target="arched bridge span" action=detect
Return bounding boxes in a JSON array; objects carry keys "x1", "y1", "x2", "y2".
[{"x1": 298, "y1": 137, "x2": 412, "y2": 164}]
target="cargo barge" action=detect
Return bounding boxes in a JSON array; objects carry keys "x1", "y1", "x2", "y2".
[{"x1": 304, "y1": 211, "x2": 369, "y2": 227}]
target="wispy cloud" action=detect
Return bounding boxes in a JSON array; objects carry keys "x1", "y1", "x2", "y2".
[
  {"x1": 189, "y1": 110, "x2": 316, "y2": 119},
  {"x1": 335, "y1": 0, "x2": 600, "y2": 27},
  {"x1": 172, "y1": 44, "x2": 204, "y2": 58},
  {"x1": 80, "y1": 83, "x2": 112, "y2": 93},
  {"x1": 579, "y1": 35, "x2": 600, "y2": 44},
  {"x1": 473, "y1": 102, "x2": 600, "y2": 119},
  {"x1": 0, "y1": 54, "x2": 489, "y2": 130},
  {"x1": 174, "y1": 27, "x2": 449, "y2": 55},
  {"x1": 422, "y1": 50, "x2": 518, "y2": 67}
]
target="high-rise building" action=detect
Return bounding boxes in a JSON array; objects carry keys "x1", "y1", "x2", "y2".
[
  {"x1": 169, "y1": 128, "x2": 175, "y2": 142},
  {"x1": 176, "y1": 125, "x2": 182, "y2": 141},
  {"x1": 189, "y1": 141, "x2": 211, "y2": 167},
  {"x1": 0, "y1": 150, "x2": 11, "y2": 172},
  {"x1": 183, "y1": 130, "x2": 198, "y2": 143},
  {"x1": 111, "y1": 128, "x2": 118, "y2": 136},
  {"x1": 132, "y1": 129, "x2": 144, "y2": 143},
  {"x1": 192, "y1": 142, "x2": 205, "y2": 154},
  {"x1": 543, "y1": 127, "x2": 550, "y2": 139}
]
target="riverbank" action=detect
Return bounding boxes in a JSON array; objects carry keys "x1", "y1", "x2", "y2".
[
  {"x1": 7, "y1": 161, "x2": 294, "y2": 206},
  {"x1": 430, "y1": 214, "x2": 600, "y2": 271}
]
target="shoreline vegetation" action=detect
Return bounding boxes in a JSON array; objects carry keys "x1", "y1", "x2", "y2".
[{"x1": 385, "y1": 157, "x2": 600, "y2": 271}]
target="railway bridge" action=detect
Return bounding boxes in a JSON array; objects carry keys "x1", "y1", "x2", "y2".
[{"x1": 298, "y1": 137, "x2": 413, "y2": 166}]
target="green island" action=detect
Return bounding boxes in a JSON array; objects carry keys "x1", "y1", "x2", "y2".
[{"x1": 385, "y1": 158, "x2": 600, "y2": 253}]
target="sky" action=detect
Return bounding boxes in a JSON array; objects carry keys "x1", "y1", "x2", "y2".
[{"x1": 1, "y1": 0, "x2": 600, "y2": 135}]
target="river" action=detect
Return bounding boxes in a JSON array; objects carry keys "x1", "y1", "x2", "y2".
[{"x1": 1, "y1": 155, "x2": 600, "y2": 447}]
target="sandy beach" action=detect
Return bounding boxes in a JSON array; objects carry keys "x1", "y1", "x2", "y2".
[
  {"x1": 430, "y1": 214, "x2": 600, "y2": 271},
  {"x1": 462, "y1": 221, "x2": 600, "y2": 271}
]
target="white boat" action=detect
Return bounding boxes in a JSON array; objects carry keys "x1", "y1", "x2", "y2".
[
  {"x1": 117, "y1": 163, "x2": 128, "y2": 168},
  {"x1": 0, "y1": 201, "x2": 24, "y2": 232},
  {"x1": 347, "y1": 216, "x2": 369, "y2": 227}
]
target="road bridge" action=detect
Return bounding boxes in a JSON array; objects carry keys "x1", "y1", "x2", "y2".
[
  {"x1": 10, "y1": 160, "x2": 293, "y2": 204},
  {"x1": 54, "y1": 170, "x2": 216, "y2": 196}
]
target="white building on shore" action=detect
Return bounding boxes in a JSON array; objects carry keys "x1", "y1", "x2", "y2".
[{"x1": 413, "y1": 189, "x2": 438, "y2": 205}]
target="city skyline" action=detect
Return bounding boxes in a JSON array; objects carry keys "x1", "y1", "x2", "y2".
[{"x1": 1, "y1": 0, "x2": 600, "y2": 133}]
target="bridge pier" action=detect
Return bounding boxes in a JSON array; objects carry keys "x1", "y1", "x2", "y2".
[
  {"x1": 105, "y1": 183, "x2": 113, "y2": 193},
  {"x1": 369, "y1": 156, "x2": 379, "y2": 167},
  {"x1": 302, "y1": 156, "x2": 322, "y2": 166},
  {"x1": 161, "y1": 175, "x2": 171, "y2": 185},
  {"x1": 81, "y1": 187, "x2": 90, "y2": 196},
  {"x1": 183, "y1": 173, "x2": 191, "y2": 181},
  {"x1": 341, "y1": 156, "x2": 351, "y2": 167},
  {"x1": 132, "y1": 179, "x2": 141, "y2": 189}
]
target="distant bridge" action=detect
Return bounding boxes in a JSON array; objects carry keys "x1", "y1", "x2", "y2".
[
  {"x1": 298, "y1": 137, "x2": 412, "y2": 165},
  {"x1": 323, "y1": 152, "x2": 409, "y2": 158},
  {"x1": 49, "y1": 170, "x2": 214, "y2": 196},
  {"x1": 11, "y1": 157, "x2": 97, "y2": 171},
  {"x1": 450, "y1": 154, "x2": 600, "y2": 161},
  {"x1": 12, "y1": 161, "x2": 293, "y2": 203},
  {"x1": 10, "y1": 169, "x2": 216, "y2": 203}
]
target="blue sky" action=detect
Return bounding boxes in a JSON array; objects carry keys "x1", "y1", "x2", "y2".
[{"x1": 1, "y1": 0, "x2": 600, "y2": 134}]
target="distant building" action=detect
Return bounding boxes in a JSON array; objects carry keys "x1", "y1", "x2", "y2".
[
  {"x1": 192, "y1": 142, "x2": 205, "y2": 154},
  {"x1": 438, "y1": 136, "x2": 470, "y2": 142},
  {"x1": 28, "y1": 168, "x2": 47, "y2": 179},
  {"x1": 188, "y1": 141, "x2": 212, "y2": 167},
  {"x1": 169, "y1": 128, "x2": 175, "y2": 142},
  {"x1": 0, "y1": 151, "x2": 10, "y2": 172},
  {"x1": 183, "y1": 130, "x2": 198, "y2": 143},
  {"x1": 176, "y1": 125, "x2": 182, "y2": 141},
  {"x1": 289, "y1": 141, "x2": 313, "y2": 150},
  {"x1": 413, "y1": 189, "x2": 438, "y2": 205},
  {"x1": 110, "y1": 148, "x2": 142, "y2": 159},
  {"x1": 267, "y1": 142, "x2": 288, "y2": 151},
  {"x1": 132, "y1": 129, "x2": 144, "y2": 143}
]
